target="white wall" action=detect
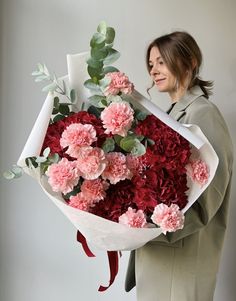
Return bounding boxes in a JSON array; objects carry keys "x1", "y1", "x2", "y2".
[{"x1": 1, "y1": 0, "x2": 235, "y2": 300}]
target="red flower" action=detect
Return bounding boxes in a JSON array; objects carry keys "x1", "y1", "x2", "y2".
[{"x1": 41, "y1": 111, "x2": 107, "y2": 158}]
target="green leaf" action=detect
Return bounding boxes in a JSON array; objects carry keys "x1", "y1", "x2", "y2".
[
  {"x1": 49, "y1": 153, "x2": 60, "y2": 163},
  {"x1": 135, "y1": 110, "x2": 149, "y2": 121},
  {"x1": 35, "y1": 75, "x2": 50, "y2": 82},
  {"x1": 106, "y1": 95, "x2": 123, "y2": 104},
  {"x1": 3, "y1": 170, "x2": 15, "y2": 180},
  {"x1": 43, "y1": 147, "x2": 50, "y2": 158},
  {"x1": 114, "y1": 135, "x2": 123, "y2": 146},
  {"x1": 106, "y1": 27, "x2": 115, "y2": 44},
  {"x1": 102, "y1": 138, "x2": 115, "y2": 153},
  {"x1": 97, "y1": 21, "x2": 107, "y2": 35},
  {"x1": 25, "y1": 157, "x2": 38, "y2": 168},
  {"x1": 37, "y1": 63, "x2": 44, "y2": 72},
  {"x1": 87, "y1": 66, "x2": 103, "y2": 80},
  {"x1": 42, "y1": 82, "x2": 57, "y2": 92},
  {"x1": 88, "y1": 95, "x2": 106, "y2": 107},
  {"x1": 3, "y1": 165, "x2": 23, "y2": 179},
  {"x1": 32, "y1": 70, "x2": 43, "y2": 76},
  {"x1": 103, "y1": 49, "x2": 120, "y2": 65},
  {"x1": 87, "y1": 105, "x2": 102, "y2": 118},
  {"x1": 53, "y1": 114, "x2": 65, "y2": 122},
  {"x1": 131, "y1": 140, "x2": 146, "y2": 156},
  {"x1": 147, "y1": 138, "x2": 155, "y2": 146},
  {"x1": 120, "y1": 136, "x2": 136, "y2": 152},
  {"x1": 98, "y1": 98, "x2": 108, "y2": 108},
  {"x1": 70, "y1": 89, "x2": 76, "y2": 103},
  {"x1": 87, "y1": 57, "x2": 103, "y2": 69},
  {"x1": 36, "y1": 156, "x2": 47, "y2": 163},
  {"x1": 103, "y1": 66, "x2": 119, "y2": 74},
  {"x1": 84, "y1": 79, "x2": 101, "y2": 92},
  {"x1": 90, "y1": 32, "x2": 106, "y2": 47},
  {"x1": 53, "y1": 96, "x2": 60, "y2": 108},
  {"x1": 91, "y1": 47, "x2": 108, "y2": 60},
  {"x1": 58, "y1": 104, "x2": 70, "y2": 115}
]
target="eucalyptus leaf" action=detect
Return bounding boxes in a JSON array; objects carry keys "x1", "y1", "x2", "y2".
[
  {"x1": 50, "y1": 153, "x2": 60, "y2": 163},
  {"x1": 97, "y1": 21, "x2": 107, "y2": 35},
  {"x1": 98, "y1": 99, "x2": 108, "y2": 108},
  {"x1": 32, "y1": 70, "x2": 43, "y2": 76},
  {"x1": 135, "y1": 110, "x2": 149, "y2": 121},
  {"x1": 106, "y1": 95, "x2": 123, "y2": 104},
  {"x1": 114, "y1": 135, "x2": 123, "y2": 146},
  {"x1": 102, "y1": 138, "x2": 115, "y2": 153},
  {"x1": 42, "y1": 82, "x2": 57, "y2": 92},
  {"x1": 53, "y1": 96, "x2": 60, "y2": 108},
  {"x1": 53, "y1": 114, "x2": 65, "y2": 122},
  {"x1": 106, "y1": 27, "x2": 115, "y2": 44},
  {"x1": 36, "y1": 156, "x2": 47, "y2": 163},
  {"x1": 120, "y1": 136, "x2": 136, "y2": 152},
  {"x1": 3, "y1": 170, "x2": 15, "y2": 180},
  {"x1": 131, "y1": 140, "x2": 146, "y2": 156},
  {"x1": 43, "y1": 147, "x2": 51, "y2": 158},
  {"x1": 88, "y1": 95, "x2": 106, "y2": 107},
  {"x1": 70, "y1": 89, "x2": 76, "y2": 103},
  {"x1": 91, "y1": 47, "x2": 108, "y2": 60},
  {"x1": 87, "y1": 66, "x2": 103, "y2": 80},
  {"x1": 103, "y1": 49, "x2": 120, "y2": 65},
  {"x1": 84, "y1": 79, "x2": 101, "y2": 92},
  {"x1": 90, "y1": 32, "x2": 106, "y2": 47},
  {"x1": 147, "y1": 138, "x2": 155, "y2": 146},
  {"x1": 37, "y1": 63, "x2": 44, "y2": 72},
  {"x1": 103, "y1": 66, "x2": 119, "y2": 74},
  {"x1": 25, "y1": 157, "x2": 38, "y2": 168},
  {"x1": 87, "y1": 58, "x2": 103, "y2": 69},
  {"x1": 59, "y1": 104, "x2": 70, "y2": 115},
  {"x1": 87, "y1": 105, "x2": 102, "y2": 118}
]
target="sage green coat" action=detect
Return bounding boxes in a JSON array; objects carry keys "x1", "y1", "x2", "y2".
[{"x1": 125, "y1": 86, "x2": 234, "y2": 301}]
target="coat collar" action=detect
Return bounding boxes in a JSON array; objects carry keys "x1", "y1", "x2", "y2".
[{"x1": 167, "y1": 86, "x2": 205, "y2": 120}]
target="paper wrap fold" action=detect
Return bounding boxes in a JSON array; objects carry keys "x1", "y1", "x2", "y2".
[{"x1": 17, "y1": 53, "x2": 219, "y2": 251}]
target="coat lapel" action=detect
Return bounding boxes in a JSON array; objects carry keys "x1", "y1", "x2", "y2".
[{"x1": 167, "y1": 86, "x2": 205, "y2": 121}]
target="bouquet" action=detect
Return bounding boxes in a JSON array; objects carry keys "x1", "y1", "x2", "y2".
[{"x1": 5, "y1": 21, "x2": 219, "y2": 291}]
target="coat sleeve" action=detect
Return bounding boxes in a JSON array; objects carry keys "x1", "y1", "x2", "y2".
[{"x1": 151, "y1": 101, "x2": 233, "y2": 244}]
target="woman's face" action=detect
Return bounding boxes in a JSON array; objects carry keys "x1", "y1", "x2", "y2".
[{"x1": 149, "y1": 46, "x2": 178, "y2": 100}]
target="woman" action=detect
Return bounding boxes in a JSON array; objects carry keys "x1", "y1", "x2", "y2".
[{"x1": 125, "y1": 31, "x2": 233, "y2": 301}]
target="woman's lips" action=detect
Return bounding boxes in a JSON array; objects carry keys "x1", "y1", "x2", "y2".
[{"x1": 155, "y1": 78, "x2": 166, "y2": 85}]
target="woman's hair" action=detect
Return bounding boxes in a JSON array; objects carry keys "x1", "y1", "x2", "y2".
[{"x1": 146, "y1": 31, "x2": 213, "y2": 98}]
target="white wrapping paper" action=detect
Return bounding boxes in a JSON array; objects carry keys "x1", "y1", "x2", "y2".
[{"x1": 17, "y1": 53, "x2": 219, "y2": 251}]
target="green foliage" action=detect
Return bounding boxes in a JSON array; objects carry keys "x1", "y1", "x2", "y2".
[
  {"x1": 32, "y1": 63, "x2": 77, "y2": 123},
  {"x1": 85, "y1": 21, "x2": 120, "y2": 104},
  {"x1": 102, "y1": 138, "x2": 115, "y2": 153},
  {"x1": 3, "y1": 165, "x2": 23, "y2": 180}
]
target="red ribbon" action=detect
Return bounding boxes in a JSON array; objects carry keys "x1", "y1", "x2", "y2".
[{"x1": 76, "y1": 230, "x2": 120, "y2": 292}]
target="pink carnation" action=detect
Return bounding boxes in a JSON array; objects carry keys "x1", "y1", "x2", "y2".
[
  {"x1": 186, "y1": 159, "x2": 209, "y2": 187},
  {"x1": 102, "y1": 152, "x2": 131, "y2": 184},
  {"x1": 68, "y1": 192, "x2": 92, "y2": 211},
  {"x1": 80, "y1": 179, "x2": 109, "y2": 202},
  {"x1": 104, "y1": 72, "x2": 134, "y2": 96},
  {"x1": 46, "y1": 158, "x2": 80, "y2": 194},
  {"x1": 60, "y1": 123, "x2": 97, "y2": 158},
  {"x1": 119, "y1": 207, "x2": 147, "y2": 228},
  {"x1": 126, "y1": 154, "x2": 145, "y2": 176},
  {"x1": 101, "y1": 102, "x2": 134, "y2": 137},
  {"x1": 151, "y1": 204, "x2": 185, "y2": 234},
  {"x1": 76, "y1": 147, "x2": 107, "y2": 180}
]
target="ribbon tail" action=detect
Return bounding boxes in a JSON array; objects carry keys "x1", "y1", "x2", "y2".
[
  {"x1": 76, "y1": 230, "x2": 95, "y2": 257},
  {"x1": 98, "y1": 251, "x2": 119, "y2": 292}
]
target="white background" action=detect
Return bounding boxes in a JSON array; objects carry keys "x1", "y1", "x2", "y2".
[{"x1": 1, "y1": 0, "x2": 236, "y2": 300}]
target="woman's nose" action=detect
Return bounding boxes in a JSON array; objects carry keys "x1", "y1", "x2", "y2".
[{"x1": 150, "y1": 65, "x2": 160, "y2": 76}]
